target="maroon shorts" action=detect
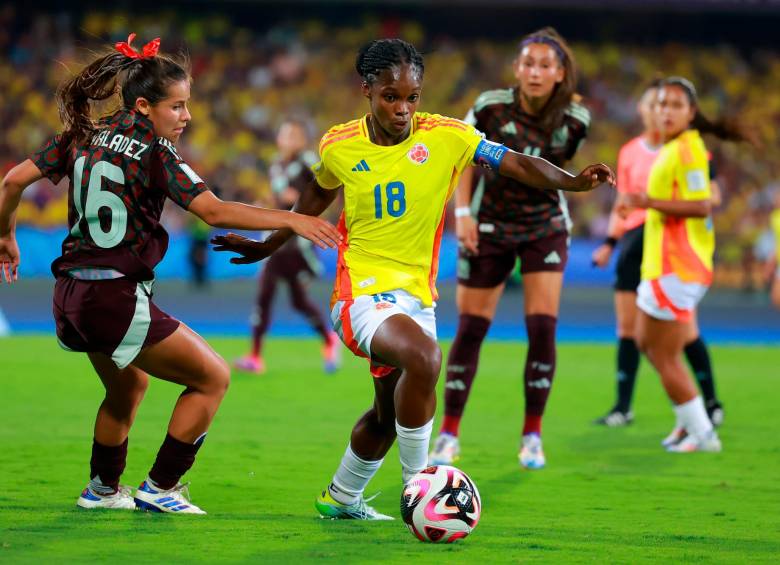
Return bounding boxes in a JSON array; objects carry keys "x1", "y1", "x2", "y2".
[
  {"x1": 53, "y1": 276, "x2": 180, "y2": 369},
  {"x1": 263, "y1": 245, "x2": 317, "y2": 282},
  {"x1": 456, "y1": 231, "x2": 569, "y2": 288}
]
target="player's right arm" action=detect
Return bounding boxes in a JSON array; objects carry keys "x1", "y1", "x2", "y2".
[
  {"x1": 211, "y1": 178, "x2": 340, "y2": 264},
  {"x1": 0, "y1": 159, "x2": 44, "y2": 283},
  {"x1": 593, "y1": 144, "x2": 632, "y2": 268},
  {"x1": 188, "y1": 191, "x2": 340, "y2": 250},
  {"x1": 213, "y1": 133, "x2": 344, "y2": 264}
]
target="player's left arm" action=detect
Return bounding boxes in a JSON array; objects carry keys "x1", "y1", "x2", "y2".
[
  {"x1": 0, "y1": 159, "x2": 44, "y2": 283},
  {"x1": 474, "y1": 140, "x2": 614, "y2": 193}
]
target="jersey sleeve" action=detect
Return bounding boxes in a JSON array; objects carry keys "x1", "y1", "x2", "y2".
[
  {"x1": 30, "y1": 134, "x2": 67, "y2": 184},
  {"x1": 150, "y1": 141, "x2": 208, "y2": 209},
  {"x1": 312, "y1": 137, "x2": 343, "y2": 190},
  {"x1": 563, "y1": 103, "x2": 591, "y2": 161},
  {"x1": 678, "y1": 142, "x2": 711, "y2": 202},
  {"x1": 439, "y1": 120, "x2": 487, "y2": 174}
]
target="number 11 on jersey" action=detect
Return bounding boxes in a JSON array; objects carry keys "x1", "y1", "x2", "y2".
[{"x1": 373, "y1": 181, "x2": 406, "y2": 219}]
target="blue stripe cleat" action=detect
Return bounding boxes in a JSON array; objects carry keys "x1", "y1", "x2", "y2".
[{"x1": 134, "y1": 479, "x2": 206, "y2": 514}]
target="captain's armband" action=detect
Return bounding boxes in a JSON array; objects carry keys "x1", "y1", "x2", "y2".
[{"x1": 473, "y1": 139, "x2": 508, "y2": 171}]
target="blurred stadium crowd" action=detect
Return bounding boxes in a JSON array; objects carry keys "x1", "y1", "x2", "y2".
[{"x1": 1, "y1": 6, "x2": 778, "y2": 288}]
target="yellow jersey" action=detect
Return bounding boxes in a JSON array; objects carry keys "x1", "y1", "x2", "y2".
[
  {"x1": 771, "y1": 209, "x2": 780, "y2": 264},
  {"x1": 313, "y1": 112, "x2": 485, "y2": 307},
  {"x1": 642, "y1": 129, "x2": 714, "y2": 284}
]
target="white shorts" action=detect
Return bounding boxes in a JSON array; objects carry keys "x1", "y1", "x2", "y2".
[
  {"x1": 330, "y1": 289, "x2": 437, "y2": 377},
  {"x1": 637, "y1": 274, "x2": 708, "y2": 322}
]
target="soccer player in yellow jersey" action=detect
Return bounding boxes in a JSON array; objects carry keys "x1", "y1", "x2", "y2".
[
  {"x1": 627, "y1": 77, "x2": 751, "y2": 453},
  {"x1": 214, "y1": 39, "x2": 614, "y2": 519}
]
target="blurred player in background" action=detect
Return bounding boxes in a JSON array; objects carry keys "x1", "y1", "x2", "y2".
[
  {"x1": 430, "y1": 28, "x2": 590, "y2": 470},
  {"x1": 767, "y1": 192, "x2": 780, "y2": 308},
  {"x1": 0, "y1": 34, "x2": 340, "y2": 513},
  {"x1": 213, "y1": 38, "x2": 614, "y2": 519},
  {"x1": 592, "y1": 80, "x2": 724, "y2": 427},
  {"x1": 234, "y1": 118, "x2": 340, "y2": 375},
  {"x1": 628, "y1": 76, "x2": 750, "y2": 452}
]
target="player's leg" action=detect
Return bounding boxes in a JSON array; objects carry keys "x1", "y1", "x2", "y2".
[
  {"x1": 371, "y1": 314, "x2": 442, "y2": 483},
  {"x1": 77, "y1": 355, "x2": 149, "y2": 510},
  {"x1": 287, "y1": 265, "x2": 340, "y2": 373},
  {"x1": 594, "y1": 290, "x2": 640, "y2": 425},
  {"x1": 316, "y1": 370, "x2": 400, "y2": 519},
  {"x1": 636, "y1": 312, "x2": 720, "y2": 452},
  {"x1": 131, "y1": 323, "x2": 231, "y2": 513},
  {"x1": 683, "y1": 312, "x2": 723, "y2": 425},
  {"x1": 596, "y1": 225, "x2": 643, "y2": 426},
  {"x1": 431, "y1": 240, "x2": 513, "y2": 463},
  {"x1": 237, "y1": 259, "x2": 280, "y2": 373},
  {"x1": 516, "y1": 231, "x2": 568, "y2": 469}
]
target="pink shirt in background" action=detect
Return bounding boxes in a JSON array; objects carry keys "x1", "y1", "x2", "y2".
[{"x1": 616, "y1": 135, "x2": 660, "y2": 232}]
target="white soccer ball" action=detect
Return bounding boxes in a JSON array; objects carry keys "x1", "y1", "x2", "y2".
[{"x1": 400, "y1": 465, "x2": 481, "y2": 543}]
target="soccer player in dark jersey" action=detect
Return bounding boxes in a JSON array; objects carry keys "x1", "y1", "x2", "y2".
[
  {"x1": 0, "y1": 34, "x2": 340, "y2": 513},
  {"x1": 429, "y1": 28, "x2": 589, "y2": 470},
  {"x1": 212, "y1": 39, "x2": 613, "y2": 520},
  {"x1": 234, "y1": 118, "x2": 340, "y2": 374}
]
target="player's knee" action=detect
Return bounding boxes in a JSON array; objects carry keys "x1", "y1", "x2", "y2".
[
  {"x1": 208, "y1": 355, "x2": 231, "y2": 397},
  {"x1": 406, "y1": 343, "x2": 442, "y2": 388}
]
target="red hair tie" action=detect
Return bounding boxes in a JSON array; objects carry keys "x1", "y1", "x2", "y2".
[{"x1": 115, "y1": 33, "x2": 160, "y2": 60}]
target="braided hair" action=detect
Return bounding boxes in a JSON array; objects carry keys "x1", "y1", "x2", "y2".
[
  {"x1": 57, "y1": 45, "x2": 189, "y2": 144},
  {"x1": 355, "y1": 39, "x2": 424, "y2": 85}
]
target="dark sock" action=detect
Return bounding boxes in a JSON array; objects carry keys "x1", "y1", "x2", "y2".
[
  {"x1": 523, "y1": 315, "x2": 557, "y2": 436},
  {"x1": 684, "y1": 337, "x2": 718, "y2": 405},
  {"x1": 148, "y1": 433, "x2": 206, "y2": 490},
  {"x1": 615, "y1": 337, "x2": 641, "y2": 413},
  {"x1": 90, "y1": 437, "x2": 128, "y2": 494},
  {"x1": 441, "y1": 314, "x2": 491, "y2": 436}
]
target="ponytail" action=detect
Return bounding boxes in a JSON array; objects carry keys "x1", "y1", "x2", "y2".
[
  {"x1": 56, "y1": 52, "x2": 135, "y2": 144},
  {"x1": 55, "y1": 34, "x2": 189, "y2": 144}
]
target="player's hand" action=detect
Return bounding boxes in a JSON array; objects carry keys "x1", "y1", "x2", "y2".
[
  {"x1": 571, "y1": 163, "x2": 616, "y2": 192},
  {"x1": 625, "y1": 192, "x2": 650, "y2": 209},
  {"x1": 457, "y1": 215, "x2": 479, "y2": 255},
  {"x1": 211, "y1": 233, "x2": 275, "y2": 264},
  {"x1": 0, "y1": 235, "x2": 20, "y2": 283},
  {"x1": 288, "y1": 213, "x2": 342, "y2": 249},
  {"x1": 591, "y1": 243, "x2": 613, "y2": 268}
]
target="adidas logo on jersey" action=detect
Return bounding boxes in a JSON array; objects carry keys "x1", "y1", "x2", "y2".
[
  {"x1": 351, "y1": 159, "x2": 371, "y2": 172},
  {"x1": 544, "y1": 251, "x2": 561, "y2": 264},
  {"x1": 499, "y1": 122, "x2": 518, "y2": 136}
]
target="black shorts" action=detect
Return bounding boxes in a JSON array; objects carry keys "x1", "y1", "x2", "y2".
[
  {"x1": 614, "y1": 224, "x2": 644, "y2": 292},
  {"x1": 53, "y1": 276, "x2": 180, "y2": 369},
  {"x1": 457, "y1": 231, "x2": 569, "y2": 288}
]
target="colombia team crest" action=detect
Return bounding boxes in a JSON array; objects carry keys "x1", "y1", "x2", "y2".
[{"x1": 407, "y1": 143, "x2": 429, "y2": 164}]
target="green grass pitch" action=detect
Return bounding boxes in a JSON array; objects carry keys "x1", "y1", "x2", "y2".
[{"x1": 0, "y1": 336, "x2": 778, "y2": 563}]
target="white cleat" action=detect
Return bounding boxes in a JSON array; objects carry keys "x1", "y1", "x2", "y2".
[
  {"x1": 428, "y1": 433, "x2": 460, "y2": 465},
  {"x1": 661, "y1": 427, "x2": 688, "y2": 448},
  {"x1": 134, "y1": 480, "x2": 206, "y2": 514},
  {"x1": 667, "y1": 430, "x2": 722, "y2": 453},
  {"x1": 519, "y1": 433, "x2": 546, "y2": 470},
  {"x1": 76, "y1": 485, "x2": 136, "y2": 510}
]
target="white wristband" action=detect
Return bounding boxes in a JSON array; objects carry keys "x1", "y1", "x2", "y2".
[{"x1": 454, "y1": 207, "x2": 471, "y2": 218}]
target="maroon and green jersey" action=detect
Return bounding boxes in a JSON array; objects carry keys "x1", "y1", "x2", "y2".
[
  {"x1": 465, "y1": 87, "x2": 590, "y2": 243},
  {"x1": 31, "y1": 110, "x2": 207, "y2": 281}
]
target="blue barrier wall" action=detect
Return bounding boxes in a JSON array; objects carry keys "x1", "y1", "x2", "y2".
[{"x1": 13, "y1": 226, "x2": 615, "y2": 285}]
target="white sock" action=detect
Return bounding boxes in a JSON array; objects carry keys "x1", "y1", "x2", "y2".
[
  {"x1": 329, "y1": 444, "x2": 383, "y2": 505},
  {"x1": 396, "y1": 418, "x2": 433, "y2": 484},
  {"x1": 674, "y1": 396, "x2": 713, "y2": 438}
]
